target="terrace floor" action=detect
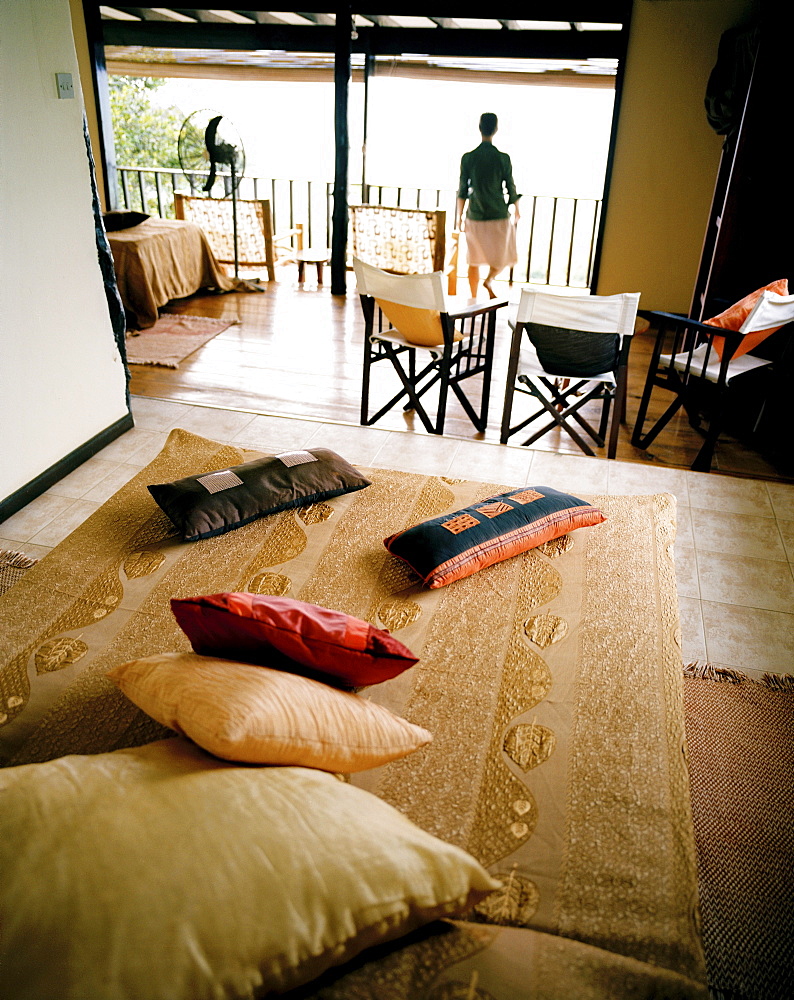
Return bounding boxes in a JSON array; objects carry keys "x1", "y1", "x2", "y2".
[{"x1": 126, "y1": 267, "x2": 793, "y2": 484}]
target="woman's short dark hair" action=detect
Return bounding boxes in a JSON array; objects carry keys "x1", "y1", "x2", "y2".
[{"x1": 479, "y1": 113, "x2": 498, "y2": 136}]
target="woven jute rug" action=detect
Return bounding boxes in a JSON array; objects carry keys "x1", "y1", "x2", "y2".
[
  {"x1": 0, "y1": 550, "x2": 38, "y2": 599},
  {"x1": 125, "y1": 314, "x2": 238, "y2": 368},
  {"x1": 683, "y1": 663, "x2": 794, "y2": 1000}
]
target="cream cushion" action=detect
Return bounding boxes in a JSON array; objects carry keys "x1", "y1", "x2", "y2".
[
  {"x1": 107, "y1": 651, "x2": 431, "y2": 770},
  {"x1": 0, "y1": 738, "x2": 499, "y2": 999}
]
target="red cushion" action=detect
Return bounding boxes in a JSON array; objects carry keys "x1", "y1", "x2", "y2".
[
  {"x1": 171, "y1": 593, "x2": 418, "y2": 687},
  {"x1": 706, "y1": 278, "x2": 789, "y2": 359}
]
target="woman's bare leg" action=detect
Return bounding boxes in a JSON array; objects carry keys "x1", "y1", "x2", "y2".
[
  {"x1": 482, "y1": 266, "x2": 500, "y2": 299},
  {"x1": 467, "y1": 265, "x2": 480, "y2": 297}
]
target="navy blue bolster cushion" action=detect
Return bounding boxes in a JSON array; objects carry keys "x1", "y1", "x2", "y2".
[{"x1": 384, "y1": 486, "x2": 605, "y2": 588}]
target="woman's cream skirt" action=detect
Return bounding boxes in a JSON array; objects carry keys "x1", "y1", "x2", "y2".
[{"x1": 464, "y1": 217, "x2": 517, "y2": 270}]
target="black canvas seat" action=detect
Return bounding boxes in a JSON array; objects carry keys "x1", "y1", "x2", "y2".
[{"x1": 500, "y1": 289, "x2": 641, "y2": 458}]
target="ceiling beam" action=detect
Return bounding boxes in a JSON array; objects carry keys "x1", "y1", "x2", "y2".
[
  {"x1": 100, "y1": 21, "x2": 625, "y2": 60},
  {"x1": 97, "y1": 4, "x2": 631, "y2": 20}
]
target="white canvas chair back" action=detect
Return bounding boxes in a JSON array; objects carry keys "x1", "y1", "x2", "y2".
[
  {"x1": 515, "y1": 289, "x2": 641, "y2": 336},
  {"x1": 353, "y1": 257, "x2": 446, "y2": 310},
  {"x1": 740, "y1": 289, "x2": 794, "y2": 333},
  {"x1": 514, "y1": 289, "x2": 640, "y2": 380},
  {"x1": 353, "y1": 257, "x2": 448, "y2": 347}
]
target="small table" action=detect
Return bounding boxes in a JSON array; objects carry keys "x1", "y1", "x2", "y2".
[{"x1": 296, "y1": 248, "x2": 331, "y2": 284}]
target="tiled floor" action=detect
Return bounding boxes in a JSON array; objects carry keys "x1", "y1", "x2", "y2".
[{"x1": 3, "y1": 395, "x2": 793, "y2": 678}]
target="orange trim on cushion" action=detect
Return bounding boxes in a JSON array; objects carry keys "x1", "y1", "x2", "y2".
[{"x1": 401, "y1": 506, "x2": 606, "y2": 589}]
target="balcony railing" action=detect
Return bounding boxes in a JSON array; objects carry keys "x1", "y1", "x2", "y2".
[{"x1": 116, "y1": 166, "x2": 601, "y2": 290}]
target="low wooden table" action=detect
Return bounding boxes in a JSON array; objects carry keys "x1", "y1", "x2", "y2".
[{"x1": 296, "y1": 248, "x2": 331, "y2": 284}]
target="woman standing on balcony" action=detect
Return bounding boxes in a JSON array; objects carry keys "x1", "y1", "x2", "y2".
[{"x1": 456, "y1": 112, "x2": 521, "y2": 299}]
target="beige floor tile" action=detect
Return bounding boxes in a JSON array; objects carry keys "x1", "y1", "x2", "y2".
[
  {"x1": 95, "y1": 427, "x2": 169, "y2": 466},
  {"x1": 696, "y1": 550, "x2": 794, "y2": 613},
  {"x1": 447, "y1": 440, "x2": 534, "y2": 486},
  {"x1": 44, "y1": 458, "x2": 121, "y2": 500},
  {"x1": 691, "y1": 507, "x2": 788, "y2": 561},
  {"x1": 229, "y1": 414, "x2": 321, "y2": 453},
  {"x1": 130, "y1": 395, "x2": 193, "y2": 430},
  {"x1": 370, "y1": 432, "x2": 461, "y2": 476},
  {"x1": 686, "y1": 472, "x2": 774, "y2": 516},
  {"x1": 606, "y1": 461, "x2": 690, "y2": 505},
  {"x1": 767, "y1": 481, "x2": 794, "y2": 520},
  {"x1": 28, "y1": 500, "x2": 101, "y2": 547},
  {"x1": 0, "y1": 494, "x2": 76, "y2": 544},
  {"x1": 172, "y1": 405, "x2": 257, "y2": 442},
  {"x1": 303, "y1": 422, "x2": 394, "y2": 467},
  {"x1": 524, "y1": 451, "x2": 609, "y2": 496},
  {"x1": 119, "y1": 430, "x2": 177, "y2": 467},
  {"x1": 82, "y1": 464, "x2": 143, "y2": 504},
  {"x1": 701, "y1": 601, "x2": 794, "y2": 675},
  {"x1": 676, "y1": 596, "x2": 706, "y2": 663},
  {"x1": 778, "y1": 519, "x2": 794, "y2": 562},
  {"x1": 0, "y1": 538, "x2": 53, "y2": 561},
  {"x1": 674, "y1": 543, "x2": 700, "y2": 600},
  {"x1": 673, "y1": 504, "x2": 694, "y2": 547}
]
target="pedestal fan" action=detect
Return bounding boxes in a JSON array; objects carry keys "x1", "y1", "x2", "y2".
[{"x1": 178, "y1": 110, "x2": 246, "y2": 277}]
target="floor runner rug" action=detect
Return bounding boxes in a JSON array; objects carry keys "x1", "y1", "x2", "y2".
[
  {"x1": 125, "y1": 314, "x2": 238, "y2": 368},
  {"x1": 683, "y1": 666, "x2": 794, "y2": 1000}
]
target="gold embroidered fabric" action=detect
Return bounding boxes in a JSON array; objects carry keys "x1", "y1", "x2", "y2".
[{"x1": 0, "y1": 429, "x2": 706, "y2": 998}]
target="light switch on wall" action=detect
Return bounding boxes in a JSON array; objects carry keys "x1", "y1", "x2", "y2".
[{"x1": 56, "y1": 73, "x2": 75, "y2": 99}]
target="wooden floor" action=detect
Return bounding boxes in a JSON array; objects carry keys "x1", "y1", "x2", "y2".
[{"x1": 128, "y1": 266, "x2": 793, "y2": 483}]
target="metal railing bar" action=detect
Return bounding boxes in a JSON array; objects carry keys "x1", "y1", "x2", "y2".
[
  {"x1": 113, "y1": 166, "x2": 601, "y2": 291},
  {"x1": 566, "y1": 199, "x2": 577, "y2": 286}
]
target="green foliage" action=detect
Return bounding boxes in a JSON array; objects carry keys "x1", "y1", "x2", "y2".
[{"x1": 109, "y1": 76, "x2": 184, "y2": 170}]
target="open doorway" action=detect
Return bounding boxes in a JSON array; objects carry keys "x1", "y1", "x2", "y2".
[{"x1": 107, "y1": 62, "x2": 617, "y2": 293}]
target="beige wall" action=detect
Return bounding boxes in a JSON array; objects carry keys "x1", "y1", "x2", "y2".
[
  {"x1": 0, "y1": 0, "x2": 128, "y2": 503},
  {"x1": 597, "y1": 0, "x2": 757, "y2": 312}
]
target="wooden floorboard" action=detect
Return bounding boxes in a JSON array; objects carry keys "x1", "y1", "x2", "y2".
[{"x1": 127, "y1": 270, "x2": 794, "y2": 483}]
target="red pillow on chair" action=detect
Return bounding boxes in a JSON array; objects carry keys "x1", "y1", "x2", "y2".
[{"x1": 706, "y1": 278, "x2": 789, "y2": 359}]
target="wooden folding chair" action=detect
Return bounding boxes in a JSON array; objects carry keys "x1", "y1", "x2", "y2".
[
  {"x1": 500, "y1": 288, "x2": 641, "y2": 458},
  {"x1": 632, "y1": 290, "x2": 794, "y2": 472},
  {"x1": 354, "y1": 257, "x2": 506, "y2": 436}
]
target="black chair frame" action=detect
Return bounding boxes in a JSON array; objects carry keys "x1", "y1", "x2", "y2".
[
  {"x1": 500, "y1": 323, "x2": 632, "y2": 459},
  {"x1": 360, "y1": 295, "x2": 500, "y2": 436},
  {"x1": 631, "y1": 310, "x2": 749, "y2": 473}
]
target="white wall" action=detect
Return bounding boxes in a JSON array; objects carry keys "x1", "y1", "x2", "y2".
[{"x1": 0, "y1": 0, "x2": 129, "y2": 503}]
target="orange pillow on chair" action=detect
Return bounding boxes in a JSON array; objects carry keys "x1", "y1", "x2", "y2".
[{"x1": 706, "y1": 278, "x2": 789, "y2": 359}]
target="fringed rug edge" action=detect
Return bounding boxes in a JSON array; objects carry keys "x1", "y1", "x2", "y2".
[{"x1": 684, "y1": 659, "x2": 794, "y2": 691}]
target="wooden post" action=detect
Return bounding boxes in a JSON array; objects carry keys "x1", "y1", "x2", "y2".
[
  {"x1": 81, "y1": 1, "x2": 117, "y2": 210},
  {"x1": 362, "y1": 51, "x2": 373, "y2": 203},
  {"x1": 331, "y1": 6, "x2": 351, "y2": 296}
]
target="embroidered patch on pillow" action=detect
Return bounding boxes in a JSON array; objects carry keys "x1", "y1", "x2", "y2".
[
  {"x1": 148, "y1": 447, "x2": 371, "y2": 541},
  {"x1": 171, "y1": 593, "x2": 419, "y2": 687},
  {"x1": 383, "y1": 486, "x2": 606, "y2": 588}
]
